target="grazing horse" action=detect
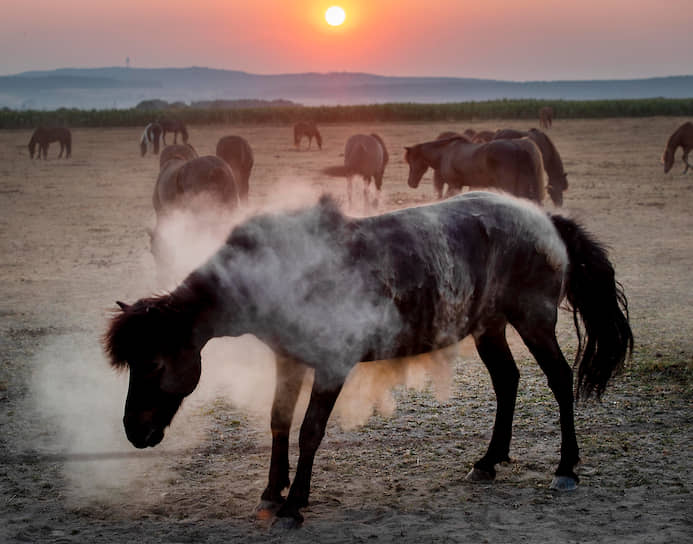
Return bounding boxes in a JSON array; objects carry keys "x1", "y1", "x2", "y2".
[
  {"x1": 28, "y1": 127, "x2": 71, "y2": 159},
  {"x1": 150, "y1": 146, "x2": 237, "y2": 274},
  {"x1": 471, "y1": 130, "x2": 495, "y2": 143},
  {"x1": 405, "y1": 136, "x2": 545, "y2": 202},
  {"x1": 159, "y1": 118, "x2": 189, "y2": 145},
  {"x1": 539, "y1": 107, "x2": 554, "y2": 129},
  {"x1": 140, "y1": 123, "x2": 163, "y2": 156},
  {"x1": 662, "y1": 121, "x2": 693, "y2": 174},
  {"x1": 105, "y1": 191, "x2": 633, "y2": 527},
  {"x1": 493, "y1": 128, "x2": 568, "y2": 206},
  {"x1": 293, "y1": 121, "x2": 322, "y2": 150},
  {"x1": 216, "y1": 135, "x2": 254, "y2": 204},
  {"x1": 321, "y1": 133, "x2": 388, "y2": 212}
]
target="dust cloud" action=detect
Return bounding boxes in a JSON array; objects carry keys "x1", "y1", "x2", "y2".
[{"x1": 24, "y1": 176, "x2": 459, "y2": 505}]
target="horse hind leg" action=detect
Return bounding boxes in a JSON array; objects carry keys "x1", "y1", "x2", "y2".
[
  {"x1": 466, "y1": 324, "x2": 520, "y2": 482},
  {"x1": 512, "y1": 314, "x2": 580, "y2": 490},
  {"x1": 257, "y1": 356, "x2": 308, "y2": 520}
]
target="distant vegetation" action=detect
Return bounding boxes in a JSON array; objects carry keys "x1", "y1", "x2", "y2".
[{"x1": 1, "y1": 98, "x2": 692, "y2": 129}]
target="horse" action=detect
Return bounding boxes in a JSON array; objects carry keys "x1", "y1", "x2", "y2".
[
  {"x1": 539, "y1": 106, "x2": 554, "y2": 129},
  {"x1": 216, "y1": 135, "x2": 254, "y2": 205},
  {"x1": 105, "y1": 191, "x2": 633, "y2": 527},
  {"x1": 434, "y1": 132, "x2": 472, "y2": 197},
  {"x1": 293, "y1": 121, "x2": 322, "y2": 150},
  {"x1": 140, "y1": 123, "x2": 162, "y2": 156},
  {"x1": 471, "y1": 130, "x2": 495, "y2": 143},
  {"x1": 159, "y1": 118, "x2": 189, "y2": 145},
  {"x1": 405, "y1": 136, "x2": 545, "y2": 202},
  {"x1": 150, "y1": 147, "x2": 237, "y2": 274},
  {"x1": 493, "y1": 128, "x2": 568, "y2": 206},
  {"x1": 662, "y1": 121, "x2": 693, "y2": 174},
  {"x1": 321, "y1": 133, "x2": 388, "y2": 212},
  {"x1": 28, "y1": 127, "x2": 71, "y2": 159}
]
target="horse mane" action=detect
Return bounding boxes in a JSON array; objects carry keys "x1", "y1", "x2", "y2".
[
  {"x1": 369, "y1": 133, "x2": 389, "y2": 165},
  {"x1": 104, "y1": 287, "x2": 202, "y2": 370},
  {"x1": 665, "y1": 123, "x2": 688, "y2": 151}
]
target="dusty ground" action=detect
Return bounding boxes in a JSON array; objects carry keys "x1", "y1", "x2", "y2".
[{"x1": 1, "y1": 118, "x2": 692, "y2": 543}]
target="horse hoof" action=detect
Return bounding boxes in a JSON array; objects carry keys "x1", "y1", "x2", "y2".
[
  {"x1": 549, "y1": 476, "x2": 578, "y2": 491},
  {"x1": 255, "y1": 500, "x2": 282, "y2": 521},
  {"x1": 465, "y1": 467, "x2": 495, "y2": 482}
]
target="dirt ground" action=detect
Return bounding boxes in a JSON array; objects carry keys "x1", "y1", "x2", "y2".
[{"x1": 1, "y1": 118, "x2": 691, "y2": 543}]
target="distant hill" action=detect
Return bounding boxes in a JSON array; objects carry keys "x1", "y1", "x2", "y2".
[{"x1": 1, "y1": 67, "x2": 692, "y2": 110}]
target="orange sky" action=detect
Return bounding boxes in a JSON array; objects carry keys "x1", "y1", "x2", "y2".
[{"x1": 1, "y1": 0, "x2": 692, "y2": 80}]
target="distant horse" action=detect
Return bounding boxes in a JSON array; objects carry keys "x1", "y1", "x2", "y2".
[
  {"x1": 321, "y1": 133, "x2": 388, "y2": 211},
  {"x1": 159, "y1": 118, "x2": 189, "y2": 145},
  {"x1": 471, "y1": 130, "x2": 495, "y2": 143},
  {"x1": 28, "y1": 127, "x2": 71, "y2": 159},
  {"x1": 434, "y1": 132, "x2": 472, "y2": 197},
  {"x1": 140, "y1": 123, "x2": 163, "y2": 156},
  {"x1": 662, "y1": 121, "x2": 693, "y2": 174},
  {"x1": 216, "y1": 135, "x2": 254, "y2": 204},
  {"x1": 405, "y1": 136, "x2": 545, "y2": 202},
  {"x1": 150, "y1": 147, "x2": 237, "y2": 272},
  {"x1": 493, "y1": 128, "x2": 568, "y2": 206},
  {"x1": 437, "y1": 131, "x2": 469, "y2": 141},
  {"x1": 293, "y1": 121, "x2": 322, "y2": 150},
  {"x1": 158, "y1": 143, "x2": 198, "y2": 169},
  {"x1": 105, "y1": 191, "x2": 633, "y2": 527},
  {"x1": 539, "y1": 107, "x2": 554, "y2": 129}
]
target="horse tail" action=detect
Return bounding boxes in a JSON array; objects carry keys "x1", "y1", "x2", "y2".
[
  {"x1": 550, "y1": 215, "x2": 634, "y2": 401},
  {"x1": 321, "y1": 165, "x2": 354, "y2": 178},
  {"x1": 370, "y1": 133, "x2": 389, "y2": 166},
  {"x1": 512, "y1": 140, "x2": 544, "y2": 203}
]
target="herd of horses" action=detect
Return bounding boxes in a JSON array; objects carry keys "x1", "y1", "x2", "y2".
[{"x1": 24, "y1": 112, "x2": 691, "y2": 527}]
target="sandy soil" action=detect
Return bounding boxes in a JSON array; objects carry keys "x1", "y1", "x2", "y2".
[{"x1": 1, "y1": 118, "x2": 692, "y2": 543}]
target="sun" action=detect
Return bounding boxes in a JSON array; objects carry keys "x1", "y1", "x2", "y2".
[{"x1": 325, "y1": 6, "x2": 346, "y2": 26}]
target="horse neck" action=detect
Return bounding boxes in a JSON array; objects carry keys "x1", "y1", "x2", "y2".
[
  {"x1": 419, "y1": 140, "x2": 451, "y2": 169},
  {"x1": 666, "y1": 127, "x2": 684, "y2": 153}
]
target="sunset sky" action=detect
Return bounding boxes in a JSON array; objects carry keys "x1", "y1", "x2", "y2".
[{"x1": 2, "y1": 0, "x2": 691, "y2": 80}]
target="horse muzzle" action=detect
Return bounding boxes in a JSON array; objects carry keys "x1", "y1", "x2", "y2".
[{"x1": 125, "y1": 421, "x2": 165, "y2": 449}]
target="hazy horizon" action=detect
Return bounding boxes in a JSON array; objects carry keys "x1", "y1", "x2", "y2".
[{"x1": 2, "y1": 1, "x2": 692, "y2": 81}]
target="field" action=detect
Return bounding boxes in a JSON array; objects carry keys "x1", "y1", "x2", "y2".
[{"x1": 1, "y1": 117, "x2": 691, "y2": 543}]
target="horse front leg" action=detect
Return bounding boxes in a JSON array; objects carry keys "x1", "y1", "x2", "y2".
[
  {"x1": 58, "y1": 142, "x2": 64, "y2": 158},
  {"x1": 274, "y1": 371, "x2": 344, "y2": 527},
  {"x1": 346, "y1": 177, "x2": 354, "y2": 210},
  {"x1": 682, "y1": 150, "x2": 691, "y2": 174},
  {"x1": 257, "y1": 355, "x2": 308, "y2": 519},
  {"x1": 467, "y1": 325, "x2": 519, "y2": 481}
]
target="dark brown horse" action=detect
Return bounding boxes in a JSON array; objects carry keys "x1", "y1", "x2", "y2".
[
  {"x1": 662, "y1": 121, "x2": 693, "y2": 174},
  {"x1": 493, "y1": 128, "x2": 568, "y2": 206},
  {"x1": 105, "y1": 191, "x2": 632, "y2": 527},
  {"x1": 321, "y1": 133, "x2": 388, "y2": 212},
  {"x1": 471, "y1": 130, "x2": 495, "y2": 143},
  {"x1": 159, "y1": 118, "x2": 189, "y2": 145},
  {"x1": 28, "y1": 127, "x2": 71, "y2": 159},
  {"x1": 406, "y1": 136, "x2": 545, "y2": 202},
  {"x1": 539, "y1": 107, "x2": 554, "y2": 129},
  {"x1": 216, "y1": 135, "x2": 254, "y2": 204},
  {"x1": 293, "y1": 121, "x2": 322, "y2": 150},
  {"x1": 150, "y1": 147, "x2": 237, "y2": 273},
  {"x1": 140, "y1": 123, "x2": 163, "y2": 156}
]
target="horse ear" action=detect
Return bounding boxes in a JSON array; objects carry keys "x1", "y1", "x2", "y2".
[{"x1": 116, "y1": 301, "x2": 130, "y2": 311}]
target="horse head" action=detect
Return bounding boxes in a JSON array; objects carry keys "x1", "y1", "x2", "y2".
[
  {"x1": 404, "y1": 146, "x2": 428, "y2": 188},
  {"x1": 662, "y1": 148, "x2": 675, "y2": 173},
  {"x1": 105, "y1": 298, "x2": 203, "y2": 448}
]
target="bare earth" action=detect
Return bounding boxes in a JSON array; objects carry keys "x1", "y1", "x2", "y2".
[{"x1": 1, "y1": 118, "x2": 691, "y2": 543}]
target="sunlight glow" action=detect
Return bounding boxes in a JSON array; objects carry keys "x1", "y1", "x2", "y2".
[{"x1": 325, "y1": 6, "x2": 346, "y2": 26}]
